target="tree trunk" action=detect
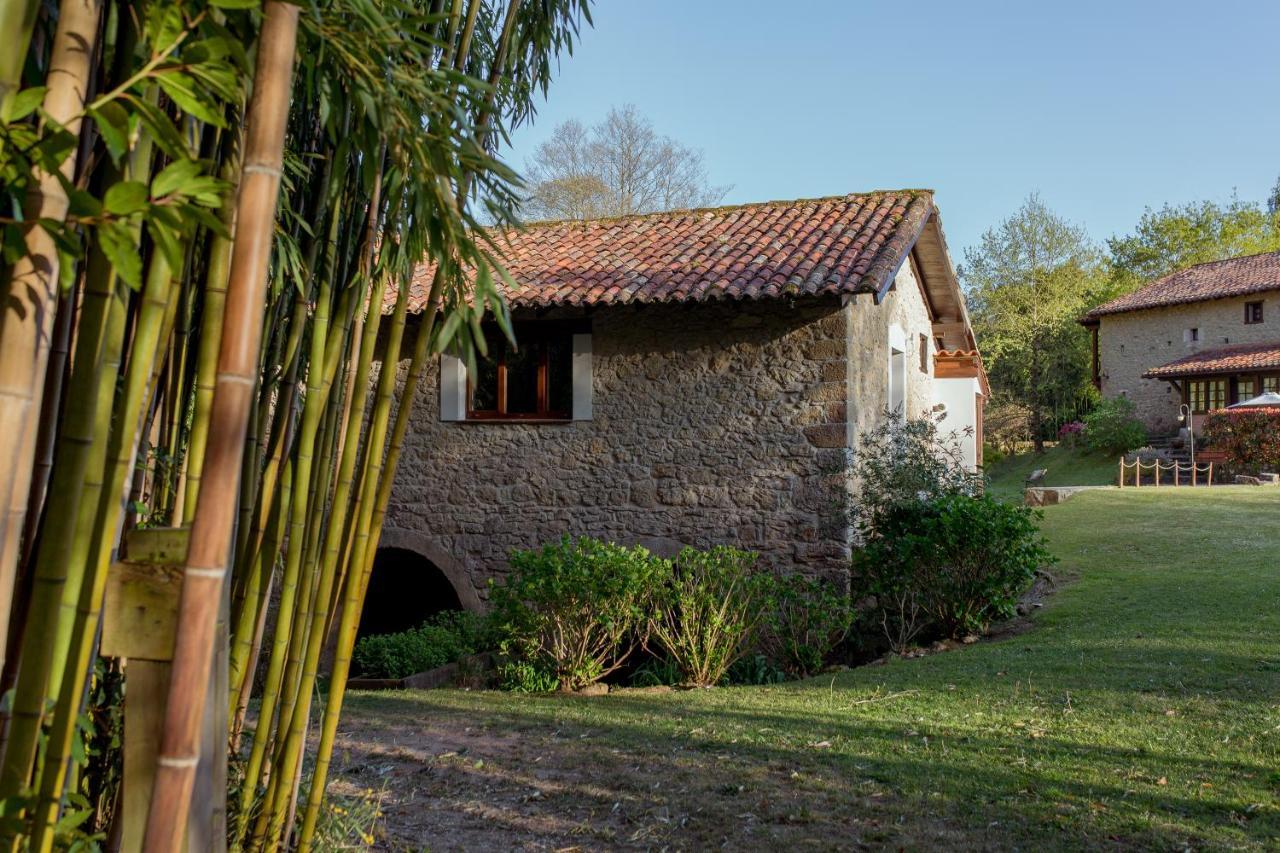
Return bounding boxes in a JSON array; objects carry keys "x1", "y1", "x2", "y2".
[{"x1": 143, "y1": 4, "x2": 299, "y2": 849}]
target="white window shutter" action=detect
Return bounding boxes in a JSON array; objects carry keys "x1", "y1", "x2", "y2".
[
  {"x1": 572, "y1": 333, "x2": 592, "y2": 420},
  {"x1": 440, "y1": 354, "x2": 467, "y2": 421}
]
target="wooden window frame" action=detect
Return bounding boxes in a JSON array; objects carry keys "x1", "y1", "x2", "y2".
[
  {"x1": 465, "y1": 322, "x2": 580, "y2": 422},
  {"x1": 1244, "y1": 301, "x2": 1264, "y2": 324},
  {"x1": 918, "y1": 333, "x2": 929, "y2": 373}
]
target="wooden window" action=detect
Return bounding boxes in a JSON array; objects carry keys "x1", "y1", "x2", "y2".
[
  {"x1": 1245, "y1": 301, "x2": 1264, "y2": 324},
  {"x1": 467, "y1": 324, "x2": 575, "y2": 421},
  {"x1": 1189, "y1": 378, "x2": 1226, "y2": 413},
  {"x1": 918, "y1": 333, "x2": 929, "y2": 373},
  {"x1": 1237, "y1": 377, "x2": 1255, "y2": 401},
  {"x1": 1264, "y1": 376, "x2": 1280, "y2": 394},
  {"x1": 1187, "y1": 327, "x2": 1199, "y2": 342}
]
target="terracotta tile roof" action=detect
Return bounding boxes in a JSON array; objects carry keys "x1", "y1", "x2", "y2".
[
  {"x1": 1085, "y1": 250, "x2": 1280, "y2": 320},
  {"x1": 1142, "y1": 341, "x2": 1280, "y2": 379},
  {"x1": 402, "y1": 191, "x2": 934, "y2": 313}
]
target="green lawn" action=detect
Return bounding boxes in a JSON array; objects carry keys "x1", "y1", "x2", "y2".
[
  {"x1": 986, "y1": 444, "x2": 1120, "y2": 501},
  {"x1": 341, "y1": 488, "x2": 1280, "y2": 849}
]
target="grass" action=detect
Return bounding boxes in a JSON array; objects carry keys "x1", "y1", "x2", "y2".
[
  {"x1": 343, "y1": 488, "x2": 1280, "y2": 849},
  {"x1": 985, "y1": 443, "x2": 1120, "y2": 501}
]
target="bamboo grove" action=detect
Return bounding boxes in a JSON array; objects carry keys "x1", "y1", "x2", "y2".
[{"x1": 0, "y1": 0, "x2": 588, "y2": 847}]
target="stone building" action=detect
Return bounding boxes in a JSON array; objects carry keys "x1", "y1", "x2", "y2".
[
  {"x1": 1082, "y1": 250, "x2": 1280, "y2": 434},
  {"x1": 366, "y1": 191, "x2": 985, "y2": 626}
]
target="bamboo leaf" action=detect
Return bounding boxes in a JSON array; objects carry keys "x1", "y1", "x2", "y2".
[
  {"x1": 103, "y1": 181, "x2": 149, "y2": 216},
  {"x1": 10, "y1": 86, "x2": 47, "y2": 121},
  {"x1": 125, "y1": 94, "x2": 189, "y2": 157},
  {"x1": 88, "y1": 102, "x2": 131, "y2": 164},
  {"x1": 152, "y1": 159, "x2": 203, "y2": 198},
  {"x1": 209, "y1": 0, "x2": 260, "y2": 7},
  {"x1": 98, "y1": 220, "x2": 142, "y2": 289},
  {"x1": 157, "y1": 72, "x2": 227, "y2": 128}
]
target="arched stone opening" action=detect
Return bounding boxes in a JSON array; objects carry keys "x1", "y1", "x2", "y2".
[{"x1": 357, "y1": 547, "x2": 462, "y2": 640}]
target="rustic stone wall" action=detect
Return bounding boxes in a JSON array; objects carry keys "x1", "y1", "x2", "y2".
[
  {"x1": 1097, "y1": 293, "x2": 1280, "y2": 433},
  {"x1": 381, "y1": 294, "x2": 861, "y2": 606}
]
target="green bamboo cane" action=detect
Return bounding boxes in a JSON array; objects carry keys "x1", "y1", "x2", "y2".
[
  {"x1": 229, "y1": 458, "x2": 292, "y2": 746},
  {"x1": 232, "y1": 270, "x2": 333, "y2": 847},
  {"x1": 298, "y1": 280, "x2": 409, "y2": 848},
  {"x1": 0, "y1": 0, "x2": 41, "y2": 137},
  {"x1": 0, "y1": 242, "x2": 122, "y2": 801},
  {"x1": 0, "y1": 0, "x2": 102, "y2": 683},
  {"x1": 181, "y1": 153, "x2": 239, "y2": 522},
  {"x1": 30, "y1": 246, "x2": 176, "y2": 851},
  {"x1": 262, "y1": 267, "x2": 392, "y2": 851}
]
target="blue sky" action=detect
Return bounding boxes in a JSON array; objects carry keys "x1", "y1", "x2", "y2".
[{"x1": 505, "y1": 0, "x2": 1280, "y2": 261}]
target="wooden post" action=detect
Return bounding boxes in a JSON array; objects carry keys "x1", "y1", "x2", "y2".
[
  {"x1": 1174, "y1": 463, "x2": 1179, "y2": 487},
  {"x1": 1192, "y1": 463, "x2": 1197, "y2": 487},
  {"x1": 1207, "y1": 462, "x2": 1214, "y2": 487},
  {"x1": 1118, "y1": 458, "x2": 1124, "y2": 489},
  {"x1": 101, "y1": 527, "x2": 221, "y2": 851}
]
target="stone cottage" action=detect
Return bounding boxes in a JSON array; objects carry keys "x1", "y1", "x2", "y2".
[
  {"x1": 1082, "y1": 250, "x2": 1280, "y2": 434},
  {"x1": 364, "y1": 191, "x2": 986, "y2": 630}
]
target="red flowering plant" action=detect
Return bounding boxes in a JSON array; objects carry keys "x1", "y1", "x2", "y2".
[
  {"x1": 1057, "y1": 421, "x2": 1085, "y2": 448},
  {"x1": 1200, "y1": 408, "x2": 1280, "y2": 474}
]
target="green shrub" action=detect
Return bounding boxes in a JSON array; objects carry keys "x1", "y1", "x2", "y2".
[
  {"x1": 853, "y1": 494, "x2": 1052, "y2": 648},
  {"x1": 1084, "y1": 397, "x2": 1147, "y2": 454},
  {"x1": 647, "y1": 546, "x2": 769, "y2": 687},
  {"x1": 723, "y1": 653, "x2": 786, "y2": 686},
  {"x1": 352, "y1": 610, "x2": 490, "y2": 679},
  {"x1": 852, "y1": 416, "x2": 1052, "y2": 651},
  {"x1": 917, "y1": 493, "x2": 1052, "y2": 637},
  {"x1": 496, "y1": 660, "x2": 560, "y2": 693},
  {"x1": 490, "y1": 536, "x2": 667, "y2": 691},
  {"x1": 759, "y1": 575, "x2": 853, "y2": 677},
  {"x1": 629, "y1": 655, "x2": 681, "y2": 687}
]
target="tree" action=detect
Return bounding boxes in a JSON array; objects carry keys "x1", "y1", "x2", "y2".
[
  {"x1": 523, "y1": 104, "x2": 729, "y2": 220},
  {"x1": 1105, "y1": 195, "x2": 1280, "y2": 295},
  {"x1": 962, "y1": 195, "x2": 1102, "y2": 452}
]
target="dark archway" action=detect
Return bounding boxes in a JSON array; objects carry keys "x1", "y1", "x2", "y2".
[{"x1": 357, "y1": 547, "x2": 463, "y2": 640}]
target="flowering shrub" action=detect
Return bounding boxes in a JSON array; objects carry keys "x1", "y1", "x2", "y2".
[
  {"x1": 1201, "y1": 409, "x2": 1280, "y2": 473},
  {"x1": 1057, "y1": 421, "x2": 1085, "y2": 448}
]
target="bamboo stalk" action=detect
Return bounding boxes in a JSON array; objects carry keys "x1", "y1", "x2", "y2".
[
  {"x1": 31, "y1": 245, "x2": 177, "y2": 851},
  {"x1": 298, "y1": 281, "x2": 409, "y2": 848},
  {"x1": 143, "y1": 4, "x2": 300, "y2": 848},
  {"x1": 0, "y1": 241, "x2": 121, "y2": 802},
  {"x1": 0, "y1": 0, "x2": 102, "y2": 681}
]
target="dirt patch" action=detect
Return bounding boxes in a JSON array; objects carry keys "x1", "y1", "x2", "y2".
[{"x1": 327, "y1": 694, "x2": 990, "y2": 851}]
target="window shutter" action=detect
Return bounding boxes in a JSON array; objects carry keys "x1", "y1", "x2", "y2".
[
  {"x1": 572, "y1": 333, "x2": 592, "y2": 420},
  {"x1": 440, "y1": 354, "x2": 467, "y2": 421}
]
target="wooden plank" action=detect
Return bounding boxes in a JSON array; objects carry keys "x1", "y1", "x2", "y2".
[
  {"x1": 101, "y1": 562, "x2": 183, "y2": 661},
  {"x1": 122, "y1": 659, "x2": 170, "y2": 851},
  {"x1": 122, "y1": 525, "x2": 190, "y2": 566}
]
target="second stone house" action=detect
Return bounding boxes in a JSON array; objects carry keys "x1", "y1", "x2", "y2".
[
  {"x1": 364, "y1": 191, "x2": 986, "y2": 633},
  {"x1": 1082, "y1": 250, "x2": 1280, "y2": 434}
]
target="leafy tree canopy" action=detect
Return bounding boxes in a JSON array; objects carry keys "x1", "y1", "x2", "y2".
[
  {"x1": 962, "y1": 194, "x2": 1102, "y2": 448},
  {"x1": 1104, "y1": 194, "x2": 1280, "y2": 296}
]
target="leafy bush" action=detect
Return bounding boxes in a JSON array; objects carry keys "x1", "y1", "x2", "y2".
[
  {"x1": 629, "y1": 655, "x2": 682, "y2": 688},
  {"x1": 854, "y1": 494, "x2": 1051, "y2": 646},
  {"x1": 647, "y1": 546, "x2": 770, "y2": 687},
  {"x1": 851, "y1": 415, "x2": 1051, "y2": 651},
  {"x1": 352, "y1": 610, "x2": 490, "y2": 679},
  {"x1": 759, "y1": 575, "x2": 854, "y2": 677},
  {"x1": 854, "y1": 411, "x2": 982, "y2": 532},
  {"x1": 496, "y1": 660, "x2": 560, "y2": 693},
  {"x1": 1202, "y1": 408, "x2": 1280, "y2": 473},
  {"x1": 915, "y1": 493, "x2": 1051, "y2": 637},
  {"x1": 1083, "y1": 397, "x2": 1147, "y2": 454},
  {"x1": 984, "y1": 395, "x2": 1032, "y2": 455},
  {"x1": 723, "y1": 654, "x2": 787, "y2": 686},
  {"x1": 490, "y1": 536, "x2": 667, "y2": 691}
]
